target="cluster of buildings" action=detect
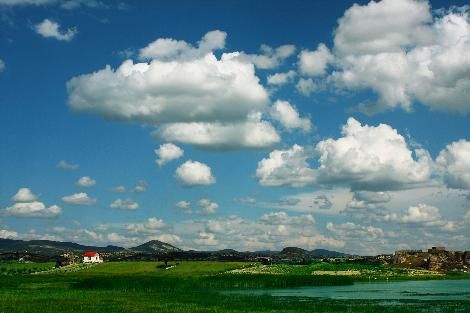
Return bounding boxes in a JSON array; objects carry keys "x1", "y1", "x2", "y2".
[{"x1": 58, "y1": 251, "x2": 104, "y2": 266}]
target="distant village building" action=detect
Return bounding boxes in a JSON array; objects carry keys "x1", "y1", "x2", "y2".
[
  {"x1": 428, "y1": 247, "x2": 446, "y2": 253},
  {"x1": 83, "y1": 251, "x2": 103, "y2": 263},
  {"x1": 56, "y1": 253, "x2": 77, "y2": 267},
  {"x1": 257, "y1": 257, "x2": 272, "y2": 265}
]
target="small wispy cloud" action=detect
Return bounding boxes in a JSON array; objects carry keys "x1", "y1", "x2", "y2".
[{"x1": 34, "y1": 19, "x2": 77, "y2": 42}]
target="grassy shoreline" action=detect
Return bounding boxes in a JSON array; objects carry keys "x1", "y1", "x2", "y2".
[{"x1": 1, "y1": 261, "x2": 469, "y2": 313}]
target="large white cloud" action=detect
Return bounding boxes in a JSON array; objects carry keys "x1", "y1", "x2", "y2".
[
  {"x1": 4, "y1": 188, "x2": 60, "y2": 218},
  {"x1": 155, "y1": 143, "x2": 184, "y2": 166},
  {"x1": 67, "y1": 52, "x2": 268, "y2": 124},
  {"x1": 256, "y1": 118, "x2": 433, "y2": 191},
  {"x1": 11, "y1": 188, "x2": 38, "y2": 202},
  {"x1": 35, "y1": 19, "x2": 77, "y2": 42},
  {"x1": 62, "y1": 192, "x2": 96, "y2": 205},
  {"x1": 66, "y1": 31, "x2": 285, "y2": 150},
  {"x1": 334, "y1": 0, "x2": 432, "y2": 56},
  {"x1": 436, "y1": 139, "x2": 470, "y2": 189},
  {"x1": 175, "y1": 160, "x2": 216, "y2": 186},
  {"x1": 314, "y1": 117, "x2": 433, "y2": 190},
  {"x1": 4, "y1": 201, "x2": 61, "y2": 218},
  {"x1": 329, "y1": 0, "x2": 470, "y2": 114}
]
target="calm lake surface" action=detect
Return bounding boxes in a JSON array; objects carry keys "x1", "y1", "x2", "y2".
[{"x1": 232, "y1": 280, "x2": 470, "y2": 301}]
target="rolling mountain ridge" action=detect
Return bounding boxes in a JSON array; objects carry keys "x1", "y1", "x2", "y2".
[{"x1": 0, "y1": 238, "x2": 347, "y2": 259}]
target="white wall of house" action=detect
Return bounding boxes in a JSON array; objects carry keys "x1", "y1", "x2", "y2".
[{"x1": 83, "y1": 255, "x2": 103, "y2": 263}]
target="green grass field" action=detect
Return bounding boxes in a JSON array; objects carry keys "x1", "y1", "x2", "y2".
[{"x1": 0, "y1": 261, "x2": 468, "y2": 313}]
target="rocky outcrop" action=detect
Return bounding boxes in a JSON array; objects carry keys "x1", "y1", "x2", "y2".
[{"x1": 393, "y1": 247, "x2": 470, "y2": 272}]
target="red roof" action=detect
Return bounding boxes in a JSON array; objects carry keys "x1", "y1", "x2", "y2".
[{"x1": 84, "y1": 251, "x2": 98, "y2": 257}]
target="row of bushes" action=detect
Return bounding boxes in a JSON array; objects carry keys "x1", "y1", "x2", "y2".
[{"x1": 0, "y1": 267, "x2": 37, "y2": 275}]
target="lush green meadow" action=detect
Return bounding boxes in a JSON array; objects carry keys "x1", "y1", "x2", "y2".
[
  {"x1": 0, "y1": 261, "x2": 55, "y2": 275},
  {"x1": 0, "y1": 261, "x2": 468, "y2": 313}
]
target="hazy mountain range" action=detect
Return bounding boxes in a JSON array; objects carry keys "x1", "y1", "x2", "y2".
[{"x1": 0, "y1": 238, "x2": 347, "y2": 258}]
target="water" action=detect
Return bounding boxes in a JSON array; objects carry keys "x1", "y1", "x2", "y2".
[{"x1": 231, "y1": 280, "x2": 470, "y2": 301}]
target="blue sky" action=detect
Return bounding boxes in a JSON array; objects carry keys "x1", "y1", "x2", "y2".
[{"x1": 0, "y1": 0, "x2": 469, "y2": 254}]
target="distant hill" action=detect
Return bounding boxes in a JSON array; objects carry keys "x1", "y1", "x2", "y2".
[
  {"x1": 278, "y1": 246, "x2": 348, "y2": 258},
  {"x1": 280, "y1": 247, "x2": 308, "y2": 254},
  {"x1": 0, "y1": 238, "x2": 125, "y2": 256},
  {"x1": 0, "y1": 238, "x2": 348, "y2": 260},
  {"x1": 311, "y1": 249, "x2": 349, "y2": 258},
  {"x1": 129, "y1": 240, "x2": 182, "y2": 253}
]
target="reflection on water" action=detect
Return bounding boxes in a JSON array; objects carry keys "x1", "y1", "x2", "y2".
[{"x1": 232, "y1": 280, "x2": 470, "y2": 301}]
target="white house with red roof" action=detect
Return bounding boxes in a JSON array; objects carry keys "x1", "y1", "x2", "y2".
[{"x1": 83, "y1": 251, "x2": 103, "y2": 263}]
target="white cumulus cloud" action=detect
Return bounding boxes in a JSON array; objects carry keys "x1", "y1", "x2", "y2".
[
  {"x1": 155, "y1": 143, "x2": 184, "y2": 166},
  {"x1": 260, "y1": 211, "x2": 315, "y2": 225},
  {"x1": 110, "y1": 198, "x2": 139, "y2": 210},
  {"x1": 67, "y1": 50, "x2": 268, "y2": 125},
  {"x1": 256, "y1": 144, "x2": 315, "y2": 187},
  {"x1": 296, "y1": 78, "x2": 317, "y2": 96},
  {"x1": 132, "y1": 180, "x2": 147, "y2": 193},
  {"x1": 197, "y1": 198, "x2": 219, "y2": 215},
  {"x1": 5, "y1": 201, "x2": 61, "y2": 218},
  {"x1": 66, "y1": 31, "x2": 282, "y2": 150},
  {"x1": 176, "y1": 200, "x2": 191, "y2": 209},
  {"x1": 139, "y1": 30, "x2": 226, "y2": 60},
  {"x1": 0, "y1": 229, "x2": 18, "y2": 239},
  {"x1": 267, "y1": 70, "x2": 296, "y2": 85},
  {"x1": 175, "y1": 160, "x2": 215, "y2": 186},
  {"x1": 77, "y1": 176, "x2": 96, "y2": 187},
  {"x1": 11, "y1": 187, "x2": 38, "y2": 202},
  {"x1": 314, "y1": 117, "x2": 433, "y2": 191},
  {"x1": 436, "y1": 139, "x2": 470, "y2": 189},
  {"x1": 383, "y1": 203, "x2": 442, "y2": 224},
  {"x1": 62, "y1": 192, "x2": 96, "y2": 206},
  {"x1": 270, "y1": 100, "x2": 311, "y2": 132},
  {"x1": 256, "y1": 118, "x2": 433, "y2": 191},
  {"x1": 157, "y1": 113, "x2": 280, "y2": 150},
  {"x1": 127, "y1": 217, "x2": 166, "y2": 233},
  {"x1": 330, "y1": 0, "x2": 470, "y2": 114},
  {"x1": 298, "y1": 43, "x2": 334, "y2": 76}
]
